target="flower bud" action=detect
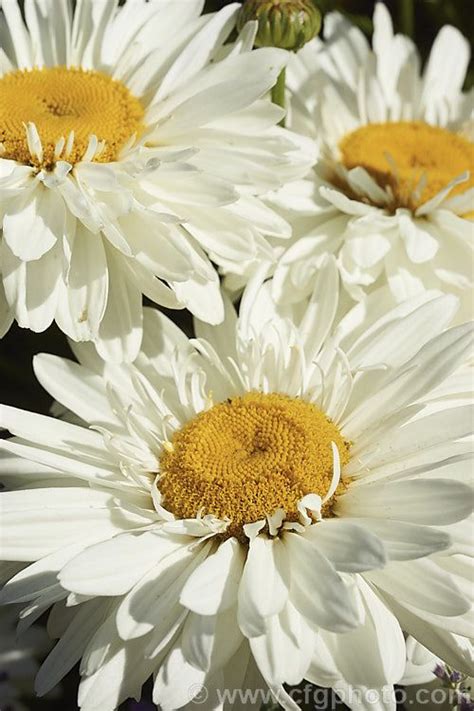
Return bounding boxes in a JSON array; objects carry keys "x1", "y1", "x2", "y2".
[{"x1": 237, "y1": 0, "x2": 322, "y2": 52}]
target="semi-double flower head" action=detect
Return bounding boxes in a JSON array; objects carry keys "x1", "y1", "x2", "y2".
[
  {"x1": 0, "y1": 258, "x2": 472, "y2": 710},
  {"x1": 0, "y1": 0, "x2": 312, "y2": 361},
  {"x1": 272, "y1": 3, "x2": 474, "y2": 320}
]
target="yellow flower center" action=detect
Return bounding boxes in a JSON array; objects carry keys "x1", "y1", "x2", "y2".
[
  {"x1": 339, "y1": 121, "x2": 474, "y2": 212},
  {"x1": 0, "y1": 66, "x2": 145, "y2": 169},
  {"x1": 159, "y1": 392, "x2": 350, "y2": 539}
]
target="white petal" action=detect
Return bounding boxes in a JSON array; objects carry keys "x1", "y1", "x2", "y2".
[
  {"x1": 35, "y1": 599, "x2": 108, "y2": 696},
  {"x1": 299, "y1": 255, "x2": 339, "y2": 360},
  {"x1": 55, "y1": 225, "x2": 108, "y2": 342},
  {"x1": 324, "y1": 578, "x2": 405, "y2": 687},
  {"x1": 346, "y1": 519, "x2": 450, "y2": 561},
  {"x1": 423, "y1": 25, "x2": 470, "y2": 105},
  {"x1": 342, "y1": 323, "x2": 474, "y2": 437},
  {"x1": 3, "y1": 186, "x2": 64, "y2": 261},
  {"x1": 0, "y1": 403, "x2": 107, "y2": 454},
  {"x1": 306, "y1": 519, "x2": 386, "y2": 573},
  {"x1": 181, "y1": 606, "x2": 243, "y2": 674},
  {"x1": 151, "y1": 48, "x2": 287, "y2": 134},
  {"x1": 153, "y1": 643, "x2": 206, "y2": 711},
  {"x1": 171, "y1": 274, "x2": 224, "y2": 325},
  {"x1": 2, "y1": 238, "x2": 62, "y2": 333},
  {"x1": 153, "y1": 3, "x2": 239, "y2": 101},
  {"x1": 1, "y1": 0, "x2": 33, "y2": 67},
  {"x1": 121, "y1": 252, "x2": 183, "y2": 310},
  {"x1": 367, "y1": 558, "x2": 470, "y2": 617},
  {"x1": 399, "y1": 214, "x2": 439, "y2": 263},
  {"x1": 59, "y1": 531, "x2": 176, "y2": 596},
  {"x1": 345, "y1": 294, "x2": 459, "y2": 370},
  {"x1": 249, "y1": 602, "x2": 314, "y2": 687},
  {"x1": 144, "y1": 169, "x2": 237, "y2": 207},
  {"x1": 320, "y1": 186, "x2": 377, "y2": 216},
  {"x1": 116, "y1": 541, "x2": 210, "y2": 643},
  {"x1": 32, "y1": 353, "x2": 117, "y2": 427},
  {"x1": 385, "y1": 595, "x2": 474, "y2": 675},
  {"x1": 337, "y1": 479, "x2": 473, "y2": 526},
  {"x1": 95, "y1": 248, "x2": 143, "y2": 364},
  {"x1": 0, "y1": 543, "x2": 85, "y2": 605},
  {"x1": 342, "y1": 231, "x2": 391, "y2": 269},
  {"x1": 0, "y1": 437, "x2": 123, "y2": 491},
  {"x1": 238, "y1": 536, "x2": 290, "y2": 638},
  {"x1": 194, "y1": 292, "x2": 238, "y2": 362},
  {"x1": 283, "y1": 532, "x2": 361, "y2": 633},
  {"x1": 0, "y1": 487, "x2": 139, "y2": 560},
  {"x1": 180, "y1": 537, "x2": 245, "y2": 615},
  {"x1": 77, "y1": 636, "x2": 158, "y2": 711}
]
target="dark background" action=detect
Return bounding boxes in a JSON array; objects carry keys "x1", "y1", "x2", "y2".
[{"x1": 1, "y1": 1, "x2": 472, "y2": 709}]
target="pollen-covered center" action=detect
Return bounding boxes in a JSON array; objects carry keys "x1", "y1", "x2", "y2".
[
  {"x1": 159, "y1": 392, "x2": 350, "y2": 539},
  {"x1": 339, "y1": 121, "x2": 474, "y2": 212},
  {"x1": 0, "y1": 66, "x2": 145, "y2": 168}
]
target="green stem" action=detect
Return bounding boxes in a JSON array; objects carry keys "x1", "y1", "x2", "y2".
[
  {"x1": 271, "y1": 68, "x2": 286, "y2": 127},
  {"x1": 399, "y1": 0, "x2": 414, "y2": 38}
]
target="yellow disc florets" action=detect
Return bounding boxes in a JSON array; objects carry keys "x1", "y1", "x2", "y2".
[
  {"x1": 159, "y1": 392, "x2": 350, "y2": 539},
  {"x1": 339, "y1": 121, "x2": 474, "y2": 213},
  {"x1": 0, "y1": 66, "x2": 145, "y2": 169}
]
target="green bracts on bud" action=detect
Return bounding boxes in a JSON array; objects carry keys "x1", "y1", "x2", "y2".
[{"x1": 238, "y1": 0, "x2": 322, "y2": 52}]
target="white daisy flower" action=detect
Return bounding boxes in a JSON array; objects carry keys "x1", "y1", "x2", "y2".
[
  {"x1": 0, "y1": 259, "x2": 473, "y2": 711},
  {"x1": 271, "y1": 3, "x2": 474, "y2": 320},
  {"x1": 0, "y1": 0, "x2": 313, "y2": 361}
]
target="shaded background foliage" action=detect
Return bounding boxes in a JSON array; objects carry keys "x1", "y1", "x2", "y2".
[{"x1": 0, "y1": 0, "x2": 472, "y2": 709}]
